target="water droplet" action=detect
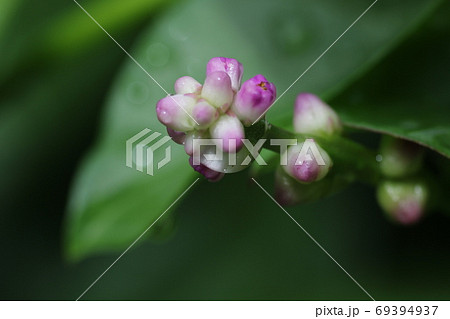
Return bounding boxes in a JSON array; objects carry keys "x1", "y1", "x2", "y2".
[
  {"x1": 376, "y1": 154, "x2": 383, "y2": 162},
  {"x1": 126, "y1": 82, "x2": 150, "y2": 105},
  {"x1": 147, "y1": 42, "x2": 170, "y2": 67}
]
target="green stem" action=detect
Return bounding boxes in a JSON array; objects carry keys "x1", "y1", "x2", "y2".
[{"x1": 261, "y1": 121, "x2": 381, "y2": 186}]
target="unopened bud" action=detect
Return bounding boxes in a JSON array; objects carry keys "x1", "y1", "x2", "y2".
[
  {"x1": 209, "y1": 114, "x2": 245, "y2": 153},
  {"x1": 201, "y1": 71, "x2": 234, "y2": 112},
  {"x1": 166, "y1": 127, "x2": 186, "y2": 145},
  {"x1": 189, "y1": 156, "x2": 224, "y2": 182},
  {"x1": 378, "y1": 136, "x2": 424, "y2": 178},
  {"x1": 376, "y1": 179, "x2": 428, "y2": 225},
  {"x1": 192, "y1": 100, "x2": 219, "y2": 129},
  {"x1": 174, "y1": 76, "x2": 202, "y2": 94},
  {"x1": 293, "y1": 93, "x2": 342, "y2": 136},
  {"x1": 184, "y1": 130, "x2": 206, "y2": 156},
  {"x1": 274, "y1": 168, "x2": 332, "y2": 206},
  {"x1": 156, "y1": 94, "x2": 196, "y2": 132},
  {"x1": 281, "y1": 140, "x2": 332, "y2": 183},
  {"x1": 206, "y1": 57, "x2": 243, "y2": 92},
  {"x1": 231, "y1": 74, "x2": 276, "y2": 126},
  {"x1": 274, "y1": 168, "x2": 303, "y2": 206}
]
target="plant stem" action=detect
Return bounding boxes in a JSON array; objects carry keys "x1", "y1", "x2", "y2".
[{"x1": 261, "y1": 121, "x2": 381, "y2": 185}]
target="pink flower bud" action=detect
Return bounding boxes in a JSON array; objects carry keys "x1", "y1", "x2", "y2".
[
  {"x1": 192, "y1": 100, "x2": 219, "y2": 129},
  {"x1": 231, "y1": 75, "x2": 276, "y2": 126},
  {"x1": 209, "y1": 114, "x2": 245, "y2": 153},
  {"x1": 376, "y1": 180, "x2": 428, "y2": 225},
  {"x1": 156, "y1": 94, "x2": 196, "y2": 132},
  {"x1": 293, "y1": 93, "x2": 342, "y2": 136},
  {"x1": 174, "y1": 76, "x2": 202, "y2": 94},
  {"x1": 166, "y1": 127, "x2": 186, "y2": 145},
  {"x1": 281, "y1": 141, "x2": 332, "y2": 184},
  {"x1": 206, "y1": 57, "x2": 243, "y2": 92},
  {"x1": 184, "y1": 130, "x2": 206, "y2": 156},
  {"x1": 201, "y1": 71, "x2": 234, "y2": 112},
  {"x1": 189, "y1": 156, "x2": 224, "y2": 182}
]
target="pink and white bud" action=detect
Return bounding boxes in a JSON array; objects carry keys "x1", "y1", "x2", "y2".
[
  {"x1": 231, "y1": 74, "x2": 276, "y2": 126},
  {"x1": 189, "y1": 156, "x2": 224, "y2": 182},
  {"x1": 184, "y1": 130, "x2": 206, "y2": 156},
  {"x1": 281, "y1": 141, "x2": 332, "y2": 184},
  {"x1": 209, "y1": 114, "x2": 245, "y2": 153},
  {"x1": 174, "y1": 76, "x2": 202, "y2": 94},
  {"x1": 293, "y1": 93, "x2": 342, "y2": 136},
  {"x1": 192, "y1": 100, "x2": 219, "y2": 129},
  {"x1": 166, "y1": 127, "x2": 186, "y2": 145},
  {"x1": 201, "y1": 71, "x2": 234, "y2": 112},
  {"x1": 376, "y1": 180, "x2": 428, "y2": 225},
  {"x1": 206, "y1": 57, "x2": 243, "y2": 92},
  {"x1": 156, "y1": 94, "x2": 196, "y2": 132}
]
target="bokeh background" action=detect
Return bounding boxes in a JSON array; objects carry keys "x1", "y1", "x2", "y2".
[{"x1": 1, "y1": 0, "x2": 449, "y2": 300}]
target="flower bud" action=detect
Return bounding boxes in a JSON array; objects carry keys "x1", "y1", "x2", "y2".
[
  {"x1": 209, "y1": 114, "x2": 245, "y2": 153},
  {"x1": 184, "y1": 130, "x2": 206, "y2": 156},
  {"x1": 274, "y1": 168, "x2": 303, "y2": 206},
  {"x1": 231, "y1": 75, "x2": 276, "y2": 126},
  {"x1": 206, "y1": 57, "x2": 243, "y2": 92},
  {"x1": 274, "y1": 168, "x2": 334, "y2": 206},
  {"x1": 200, "y1": 143, "x2": 253, "y2": 174},
  {"x1": 201, "y1": 71, "x2": 234, "y2": 112},
  {"x1": 166, "y1": 127, "x2": 186, "y2": 145},
  {"x1": 281, "y1": 140, "x2": 332, "y2": 183},
  {"x1": 174, "y1": 76, "x2": 202, "y2": 94},
  {"x1": 378, "y1": 136, "x2": 424, "y2": 178},
  {"x1": 189, "y1": 156, "x2": 224, "y2": 182},
  {"x1": 376, "y1": 179, "x2": 428, "y2": 225},
  {"x1": 156, "y1": 94, "x2": 196, "y2": 132},
  {"x1": 293, "y1": 93, "x2": 342, "y2": 136},
  {"x1": 192, "y1": 100, "x2": 219, "y2": 129}
]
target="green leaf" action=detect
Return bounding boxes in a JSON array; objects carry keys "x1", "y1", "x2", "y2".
[
  {"x1": 330, "y1": 3, "x2": 450, "y2": 158},
  {"x1": 64, "y1": 66, "x2": 197, "y2": 259},
  {"x1": 42, "y1": 0, "x2": 171, "y2": 58},
  {"x1": 65, "y1": 0, "x2": 443, "y2": 260},
  {"x1": 0, "y1": 0, "x2": 170, "y2": 85}
]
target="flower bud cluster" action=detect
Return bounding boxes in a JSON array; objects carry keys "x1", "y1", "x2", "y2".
[
  {"x1": 157, "y1": 57, "x2": 276, "y2": 181},
  {"x1": 156, "y1": 61, "x2": 435, "y2": 227}
]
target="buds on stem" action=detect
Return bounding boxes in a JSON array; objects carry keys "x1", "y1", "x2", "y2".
[
  {"x1": 378, "y1": 136, "x2": 424, "y2": 178},
  {"x1": 293, "y1": 93, "x2": 342, "y2": 137},
  {"x1": 376, "y1": 179, "x2": 429, "y2": 225},
  {"x1": 281, "y1": 141, "x2": 332, "y2": 184}
]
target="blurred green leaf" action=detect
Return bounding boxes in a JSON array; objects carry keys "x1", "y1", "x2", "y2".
[
  {"x1": 65, "y1": 0, "x2": 444, "y2": 260},
  {"x1": 330, "y1": 4, "x2": 450, "y2": 158},
  {"x1": 43, "y1": 0, "x2": 171, "y2": 58},
  {"x1": 64, "y1": 54, "x2": 197, "y2": 260},
  {"x1": 0, "y1": 0, "x2": 171, "y2": 85},
  {"x1": 0, "y1": 0, "x2": 20, "y2": 41}
]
